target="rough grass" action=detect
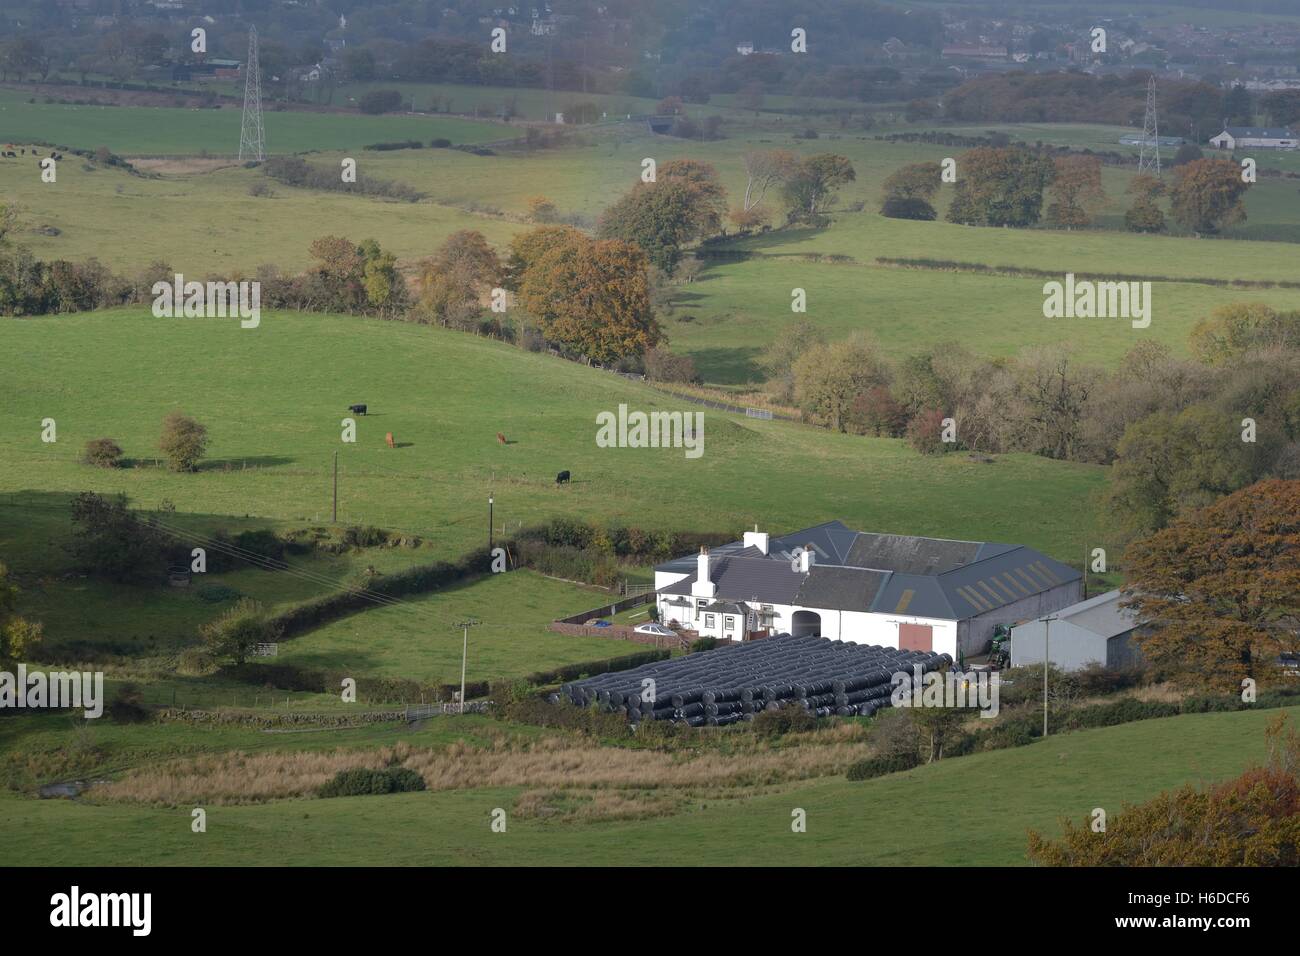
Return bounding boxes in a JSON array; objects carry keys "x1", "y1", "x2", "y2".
[
  {"x1": 89, "y1": 725, "x2": 870, "y2": 808},
  {"x1": 4, "y1": 705, "x2": 1294, "y2": 865}
]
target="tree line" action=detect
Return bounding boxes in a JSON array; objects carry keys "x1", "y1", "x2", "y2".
[{"x1": 767, "y1": 302, "x2": 1300, "y2": 543}]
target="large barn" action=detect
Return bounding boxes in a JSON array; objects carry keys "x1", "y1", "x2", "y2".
[
  {"x1": 653, "y1": 521, "x2": 1082, "y2": 660},
  {"x1": 1209, "y1": 126, "x2": 1299, "y2": 149}
]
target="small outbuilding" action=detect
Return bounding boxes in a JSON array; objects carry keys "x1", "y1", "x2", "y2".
[{"x1": 1009, "y1": 589, "x2": 1143, "y2": 672}]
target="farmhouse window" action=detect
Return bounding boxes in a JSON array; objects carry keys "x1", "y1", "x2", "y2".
[
  {"x1": 724, "y1": 616, "x2": 735, "y2": 630},
  {"x1": 704, "y1": 614, "x2": 716, "y2": 628}
]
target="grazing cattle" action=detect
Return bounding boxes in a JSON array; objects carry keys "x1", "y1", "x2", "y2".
[
  {"x1": 348, "y1": 403, "x2": 367, "y2": 415},
  {"x1": 496, "y1": 432, "x2": 506, "y2": 444},
  {"x1": 555, "y1": 470, "x2": 571, "y2": 484},
  {"x1": 385, "y1": 432, "x2": 396, "y2": 448}
]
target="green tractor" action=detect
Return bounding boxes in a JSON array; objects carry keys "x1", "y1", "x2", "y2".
[{"x1": 989, "y1": 625, "x2": 1012, "y2": 669}]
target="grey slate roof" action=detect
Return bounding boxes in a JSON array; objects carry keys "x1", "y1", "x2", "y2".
[
  {"x1": 795, "y1": 565, "x2": 888, "y2": 611},
  {"x1": 1219, "y1": 126, "x2": 1297, "y2": 138},
  {"x1": 655, "y1": 520, "x2": 1081, "y2": 621},
  {"x1": 659, "y1": 555, "x2": 804, "y2": 605}
]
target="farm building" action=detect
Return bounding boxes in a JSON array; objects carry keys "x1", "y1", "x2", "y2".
[
  {"x1": 1009, "y1": 590, "x2": 1143, "y2": 672},
  {"x1": 653, "y1": 521, "x2": 1082, "y2": 659},
  {"x1": 1208, "y1": 126, "x2": 1299, "y2": 149}
]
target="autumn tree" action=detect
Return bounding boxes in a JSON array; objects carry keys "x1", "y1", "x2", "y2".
[
  {"x1": 306, "y1": 235, "x2": 404, "y2": 314},
  {"x1": 762, "y1": 320, "x2": 825, "y2": 404},
  {"x1": 597, "y1": 160, "x2": 727, "y2": 274},
  {"x1": 517, "y1": 235, "x2": 660, "y2": 364},
  {"x1": 503, "y1": 225, "x2": 587, "y2": 288},
  {"x1": 1122, "y1": 480, "x2": 1300, "y2": 691},
  {"x1": 526, "y1": 195, "x2": 558, "y2": 222},
  {"x1": 782, "y1": 154, "x2": 856, "y2": 222},
  {"x1": 1124, "y1": 174, "x2": 1166, "y2": 233},
  {"x1": 880, "y1": 161, "x2": 942, "y2": 220},
  {"x1": 792, "y1": 335, "x2": 890, "y2": 432},
  {"x1": 159, "y1": 412, "x2": 208, "y2": 472},
  {"x1": 0, "y1": 562, "x2": 43, "y2": 665},
  {"x1": 415, "y1": 230, "x2": 500, "y2": 328},
  {"x1": 1028, "y1": 715, "x2": 1300, "y2": 865},
  {"x1": 1169, "y1": 158, "x2": 1250, "y2": 235},
  {"x1": 1046, "y1": 155, "x2": 1104, "y2": 228},
  {"x1": 1189, "y1": 302, "x2": 1300, "y2": 366},
  {"x1": 946, "y1": 146, "x2": 1055, "y2": 227}
]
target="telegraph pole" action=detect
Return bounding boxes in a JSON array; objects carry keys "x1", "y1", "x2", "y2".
[
  {"x1": 455, "y1": 619, "x2": 481, "y2": 714},
  {"x1": 488, "y1": 495, "x2": 494, "y2": 553},
  {"x1": 1042, "y1": 615, "x2": 1057, "y2": 737},
  {"x1": 332, "y1": 451, "x2": 338, "y2": 523}
]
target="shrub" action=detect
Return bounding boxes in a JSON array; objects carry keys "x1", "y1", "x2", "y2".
[
  {"x1": 751, "y1": 704, "x2": 819, "y2": 737},
  {"x1": 358, "y1": 90, "x2": 403, "y2": 115},
  {"x1": 690, "y1": 636, "x2": 719, "y2": 653},
  {"x1": 176, "y1": 647, "x2": 218, "y2": 676},
  {"x1": 317, "y1": 767, "x2": 426, "y2": 798},
  {"x1": 429, "y1": 138, "x2": 452, "y2": 148},
  {"x1": 159, "y1": 412, "x2": 208, "y2": 472},
  {"x1": 108, "y1": 683, "x2": 151, "y2": 723},
  {"x1": 846, "y1": 750, "x2": 919, "y2": 780},
  {"x1": 880, "y1": 196, "x2": 936, "y2": 221},
  {"x1": 82, "y1": 437, "x2": 123, "y2": 468},
  {"x1": 643, "y1": 348, "x2": 698, "y2": 384}
]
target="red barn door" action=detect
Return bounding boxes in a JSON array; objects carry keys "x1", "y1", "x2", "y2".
[{"x1": 899, "y1": 623, "x2": 933, "y2": 652}]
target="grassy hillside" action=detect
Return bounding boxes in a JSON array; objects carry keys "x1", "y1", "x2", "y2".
[
  {"x1": 1, "y1": 705, "x2": 1290, "y2": 865},
  {"x1": 0, "y1": 309, "x2": 1105, "y2": 563}
]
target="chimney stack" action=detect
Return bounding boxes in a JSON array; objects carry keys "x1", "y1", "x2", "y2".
[
  {"x1": 692, "y1": 545, "x2": 716, "y2": 598},
  {"x1": 799, "y1": 544, "x2": 815, "y2": 573},
  {"x1": 743, "y1": 525, "x2": 770, "y2": 556}
]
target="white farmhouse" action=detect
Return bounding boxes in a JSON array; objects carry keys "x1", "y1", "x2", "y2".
[
  {"x1": 1209, "y1": 126, "x2": 1299, "y2": 149},
  {"x1": 653, "y1": 521, "x2": 1082, "y2": 660}
]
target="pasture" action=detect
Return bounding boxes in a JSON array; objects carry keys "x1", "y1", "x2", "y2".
[
  {"x1": 0, "y1": 704, "x2": 1291, "y2": 865},
  {"x1": 0, "y1": 86, "x2": 508, "y2": 154},
  {"x1": 0, "y1": 309, "x2": 1106, "y2": 563}
]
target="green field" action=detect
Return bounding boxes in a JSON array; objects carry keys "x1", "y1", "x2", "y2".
[
  {"x1": 1, "y1": 705, "x2": 1290, "y2": 865},
  {"x1": 265, "y1": 570, "x2": 636, "y2": 684},
  {"x1": 0, "y1": 309, "x2": 1105, "y2": 561},
  {"x1": 0, "y1": 87, "x2": 509, "y2": 154}
]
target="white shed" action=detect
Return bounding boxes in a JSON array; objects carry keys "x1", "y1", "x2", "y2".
[{"x1": 1010, "y1": 590, "x2": 1142, "y2": 671}]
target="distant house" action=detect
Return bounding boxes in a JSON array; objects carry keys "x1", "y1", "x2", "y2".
[
  {"x1": 1119, "y1": 133, "x2": 1185, "y2": 147},
  {"x1": 653, "y1": 521, "x2": 1082, "y2": 658},
  {"x1": 736, "y1": 41, "x2": 755, "y2": 56},
  {"x1": 1009, "y1": 590, "x2": 1144, "y2": 672},
  {"x1": 172, "y1": 58, "x2": 240, "y2": 83},
  {"x1": 1209, "y1": 126, "x2": 1299, "y2": 149},
  {"x1": 941, "y1": 44, "x2": 1008, "y2": 60}
]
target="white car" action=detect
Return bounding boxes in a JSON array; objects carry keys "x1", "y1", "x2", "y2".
[{"x1": 633, "y1": 623, "x2": 677, "y2": 638}]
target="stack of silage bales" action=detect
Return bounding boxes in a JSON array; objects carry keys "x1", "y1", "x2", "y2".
[{"x1": 555, "y1": 634, "x2": 951, "y2": 727}]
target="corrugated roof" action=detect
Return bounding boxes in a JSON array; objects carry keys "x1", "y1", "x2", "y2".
[{"x1": 1052, "y1": 590, "x2": 1139, "y2": 638}]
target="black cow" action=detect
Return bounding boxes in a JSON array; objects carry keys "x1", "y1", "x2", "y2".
[
  {"x1": 348, "y1": 403, "x2": 367, "y2": 415},
  {"x1": 555, "y1": 470, "x2": 571, "y2": 484}
]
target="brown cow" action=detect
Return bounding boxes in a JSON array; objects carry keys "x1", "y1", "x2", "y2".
[
  {"x1": 496, "y1": 432, "x2": 506, "y2": 444},
  {"x1": 385, "y1": 432, "x2": 395, "y2": 448}
]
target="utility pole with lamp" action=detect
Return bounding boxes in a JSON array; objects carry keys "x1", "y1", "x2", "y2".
[{"x1": 455, "y1": 618, "x2": 481, "y2": 714}]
